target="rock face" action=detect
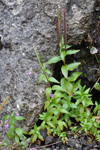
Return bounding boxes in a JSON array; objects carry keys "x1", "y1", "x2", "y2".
[{"x1": 0, "y1": 0, "x2": 99, "y2": 130}]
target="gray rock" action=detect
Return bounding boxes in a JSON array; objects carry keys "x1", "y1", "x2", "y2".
[
  {"x1": 75, "y1": 143, "x2": 82, "y2": 149},
  {"x1": 45, "y1": 136, "x2": 55, "y2": 145},
  {"x1": 0, "y1": 0, "x2": 99, "y2": 132}
]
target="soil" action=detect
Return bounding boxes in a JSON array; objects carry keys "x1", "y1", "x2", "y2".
[{"x1": 30, "y1": 128, "x2": 100, "y2": 150}]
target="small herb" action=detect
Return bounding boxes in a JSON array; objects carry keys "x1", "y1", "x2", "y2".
[{"x1": 2, "y1": 111, "x2": 30, "y2": 150}]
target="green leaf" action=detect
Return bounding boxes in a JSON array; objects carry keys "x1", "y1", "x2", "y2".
[
  {"x1": 44, "y1": 69, "x2": 52, "y2": 75},
  {"x1": 59, "y1": 36, "x2": 64, "y2": 48},
  {"x1": 55, "y1": 98, "x2": 60, "y2": 104},
  {"x1": 11, "y1": 111, "x2": 15, "y2": 117},
  {"x1": 63, "y1": 45, "x2": 72, "y2": 49},
  {"x1": 67, "y1": 62, "x2": 81, "y2": 71},
  {"x1": 21, "y1": 141, "x2": 28, "y2": 148},
  {"x1": 9, "y1": 117, "x2": 15, "y2": 125},
  {"x1": 15, "y1": 116, "x2": 25, "y2": 121},
  {"x1": 69, "y1": 103, "x2": 77, "y2": 108},
  {"x1": 8, "y1": 125, "x2": 15, "y2": 139},
  {"x1": 39, "y1": 51, "x2": 43, "y2": 64},
  {"x1": 54, "y1": 91, "x2": 65, "y2": 99},
  {"x1": 63, "y1": 121, "x2": 68, "y2": 128},
  {"x1": 52, "y1": 85, "x2": 65, "y2": 92},
  {"x1": 60, "y1": 109, "x2": 69, "y2": 114},
  {"x1": 79, "y1": 105, "x2": 84, "y2": 114},
  {"x1": 53, "y1": 109, "x2": 59, "y2": 115},
  {"x1": 15, "y1": 128, "x2": 23, "y2": 137},
  {"x1": 39, "y1": 74, "x2": 44, "y2": 83},
  {"x1": 15, "y1": 135, "x2": 19, "y2": 144},
  {"x1": 9, "y1": 125, "x2": 15, "y2": 133},
  {"x1": 46, "y1": 87, "x2": 52, "y2": 100},
  {"x1": 44, "y1": 101, "x2": 50, "y2": 110},
  {"x1": 75, "y1": 99, "x2": 82, "y2": 106},
  {"x1": 29, "y1": 129, "x2": 35, "y2": 135},
  {"x1": 3, "y1": 115, "x2": 10, "y2": 120},
  {"x1": 46, "y1": 126, "x2": 52, "y2": 135},
  {"x1": 73, "y1": 80, "x2": 81, "y2": 92},
  {"x1": 38, "y1": 134, "x2": 44, "y2": 141},
  {"x1": 61, "y1": 65, "x2": 68, "y2": 79},
  {"x1": 39, "y1": 113, "x2": 46, "y2": 120},
  {"x1": 66, "y1": 50, "x2": 80, "y2": 55},
  {"x1": 60, "y1": 51, "x2": 66, "y2": 62},
  {"x1": 47, "y1": 121, "x2": 55, "y2": 128},
  {"x1": 22, "y1": 130, "x2": 28, "y2": 134},
  {"x1": 26, "y1": 138, "x2": 31, "y2": 143},
  {"x1": 94, "y1": 83, "x2": 100, "y2": 91},
  {"x1": 62, "y1": 103, "x2": 68, "y2": 109},
  {"x1": 47, "y1": 56, "x2": 61, "y2": 64},
  {"x1": 32, "y1": 134, "x2": 37, "y2": 143},
  {"x1": 48, "y1": 77, "x2": 59, "y2": 84},
  {"x1": 68, "y1": 72, "x2": 82, "y2": 82},
  {"x1": 34, "y1": 123, "x2": 38, "y2": 130},
  {"x1": 42, "y1": 63, "x2": 46, "y2": 69},
  {"x1": 61, "y1": 78, "x2": 73, "y2": 95},
  {"x1": 58, "y1": 120, "x2": 64, "y2": 130},
  {"x1": 60, "y1": 78, "x2": 67, "y2": 91},
  {"x1": 40, "y1": 121, "x2": 45, "y2": 128},
  {"x1": 39, "y1": 74, "x2": 48, "y2": 83},
  {"x1": 82, "y1": 99, "x2": 93, "y2": 107}
]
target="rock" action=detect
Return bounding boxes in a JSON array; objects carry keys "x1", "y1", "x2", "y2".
[
  {"x1": 67, "y1": 140, "x2": 75, "y2": 148},
  {"x1": 45, "y1": 136, "x2": 55, "y2": 145},
  {"x1": 88, "y1": 142, "x2": 96, "y2": 149},
  {"x1": 80, "y1": 140, "x2": 87, "y2": 146},
  {"x1": 96, "y1": 145, "x2": 100, "y2": 148},
  {"x1": 40, "y1": 128, "x2": 48, "y2": 140},
  {"x1": 0, "y1": 0, "x2": 99, "y2": 132},
  {"x1": 74, "y1": 143, "x2": 82, "y2": 149}
]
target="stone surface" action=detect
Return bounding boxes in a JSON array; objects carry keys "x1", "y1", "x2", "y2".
[{"x1": 0, "y1": 0, "x2": 99, "y2": 131}]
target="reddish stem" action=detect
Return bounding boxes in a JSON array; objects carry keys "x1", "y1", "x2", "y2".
[
  {"x1": 59, "y1": 7, "x2": 62, "y2": 39},
  {"x1": 56, "y1": 18, "x2": 59, "y2": 48},
  {"x1": 57, "y1": 6, "x2": 62, "y2": 40},
  {"x1": 64, "y1": 9, "x2": 67, "y2": 51}
]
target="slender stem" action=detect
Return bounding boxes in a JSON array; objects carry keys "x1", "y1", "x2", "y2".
[
  {"x1": 64, "y1": 9, "x2": 66, "y2": 51},
  {"x1": 88, "y1": 68, "x2": 99, "y2": 72},
  {"x1": 30, "y1": 140, "x2": 67, "y2": 150},
  {"x1": 64, "y1": 9, "x2": 67, "y2": 66},
  {"x1": 33, "y1": 67, "x2": 41, "y2": 72},
  {"x1": 56, "y1": 18, "x2": 60, "y2": 48},
  {"x1": 33, "y1": 44, "x2": 42, "y2": 68},
  {"x1": 90, "y1": 77, "x2": 100, "y2": 92},
  {"x1": 59, "y1": 7, "x2": 62, "y2": 39},
  {"x1": 95, "y1": 54, "x2": 99, "y2": 66},
  {"x1": 57, "y1": 6, "x2": 62, "y2": 40},
  {"x1": 33, "y1": 44, "x2": 51, "y2": 87},
  {"x1": 1, "y1": 144, "x2": 22, "y2": 150},
  {"x1": 57, "y1": 6, "x2": 60, "y2": 40}
]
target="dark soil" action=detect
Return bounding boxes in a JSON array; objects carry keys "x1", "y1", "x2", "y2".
[{"x1": 30, "y1": 128, "x2": 100, "y2": 150}]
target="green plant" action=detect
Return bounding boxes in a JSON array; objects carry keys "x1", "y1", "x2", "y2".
[
  {"x1": 28, "y1": 8, "x2": 98, "y2": 144},
  {"x1": 29, "y1": 123, "x2": 44, "y2": 143},
  {"x1": 38, "y1": 36, "x2": 94, "y2": 141},
  {"x1": 2, "y1": 111, "x2": 30, "y2": 150},
  {"x1": 27, "y1": 8, "x2": 100, "y2": 146},
  {"x1": 79, "y1": 107, "x2": 100, "y2": 141}
]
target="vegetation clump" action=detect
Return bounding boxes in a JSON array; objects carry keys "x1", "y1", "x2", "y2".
[{"x1": 30, "y1": 8, "x2": 100, "y2": 144}]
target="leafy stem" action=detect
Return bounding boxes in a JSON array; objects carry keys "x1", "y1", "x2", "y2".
[{"x1": 33, "y1": 44, "x2": 51, "y2": 87}]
